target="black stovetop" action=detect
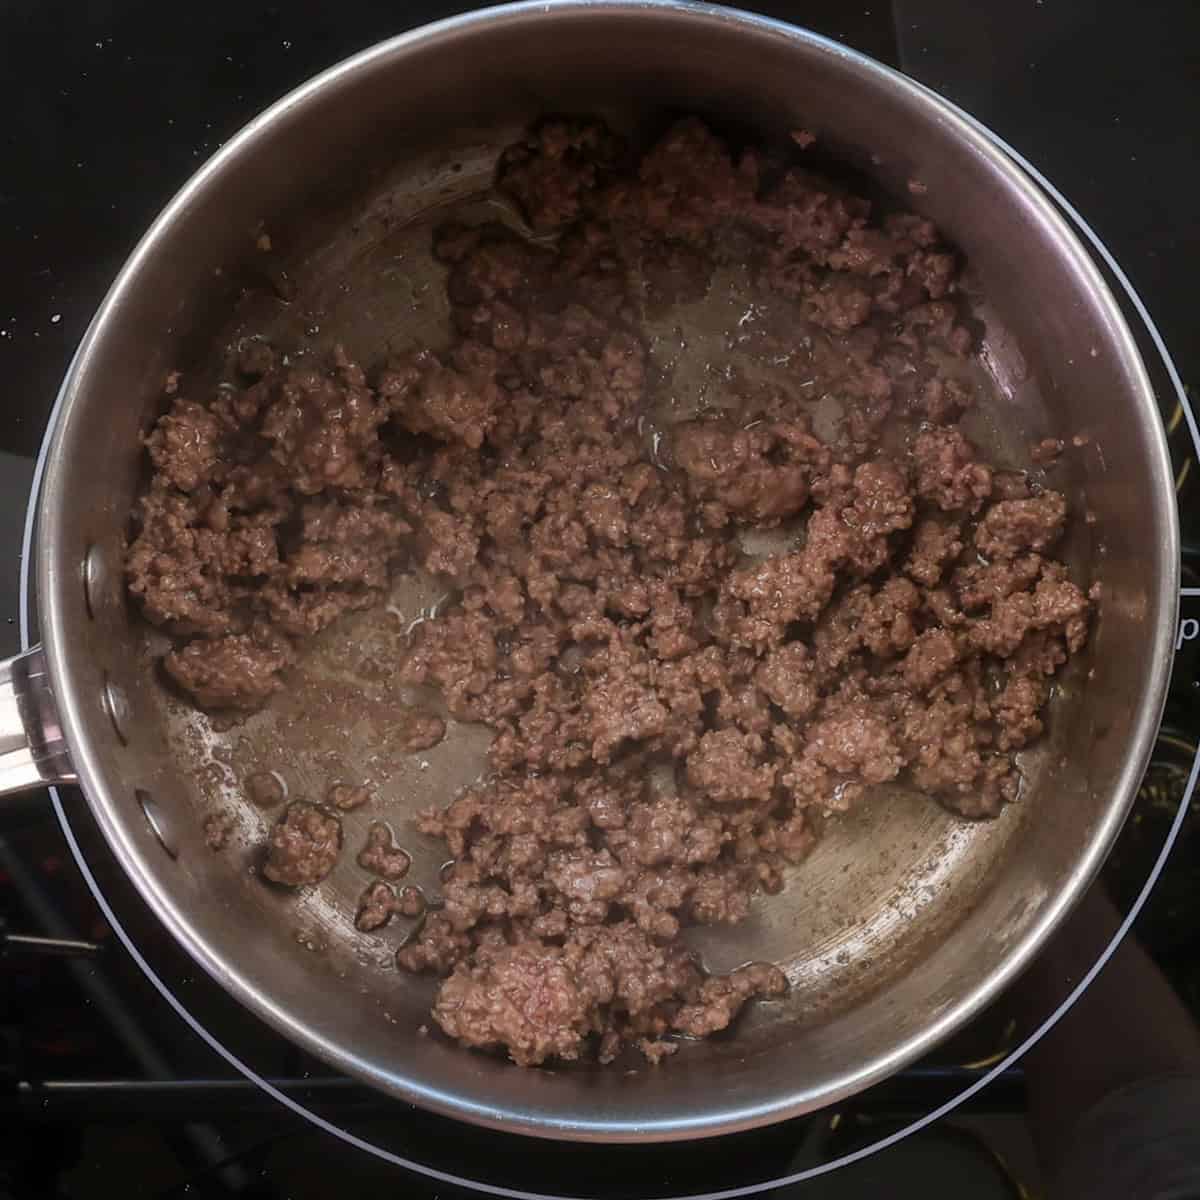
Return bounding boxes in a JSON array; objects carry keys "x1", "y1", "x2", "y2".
[{"x1": 1, "y1": 3, "x2": 1198, "y2": 1198}]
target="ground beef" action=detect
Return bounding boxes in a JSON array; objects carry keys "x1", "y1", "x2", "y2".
[
  {"x1": 671, "y1": 419, "x2": 821, "y2": 525},
  {"x1": 756, "y1": 643, "x2": 819, "y2": 719},
  {"x1": 671, "y1": 962, "x2": 789, "y2": 1038},
  {"x1": 164, "y1": 630, "x2": 293, "y2": 711},
  {"x1": 395, "y1": 913, "x2": 472, "y2": 975},
  {"x1": 203, "y1": 809, "x2": 235, "y2": 850},
  {"x1": 262, "y1": 802, "x2": 341, "y2": 887},
  {"x1": 686, "y1": 729, "x2": 777, "y2": 805},
  {"x1": 953, "y1": 554, "x2": 1045, "y2": 611},
  {"x1": 357, "y1": 822, "x2": 412, "y2": 880},
  {"x1": 783, "y1": 695, "x2": 905, "y2": 810},
  {"x1": 431, "y1": 940, "x2": 599, "y2": 1066},
  {"x1": 327, "y1": 782, "x2": 371, "y2": 811},
  {"x1": 399, "y1": 711, "x2": 446, "y2": 753},
  {"x1": 127, "y1": 349, "x2": 408, "y2": 712},
  {"x1": 974, "y1": 491, "x2": 1068, "y2": 559},
  {"x1": 912, "y1": 427, "x2": 992, "y2": 512},
  {"x1": 355, "y1": 880, "x2": 398, "y2": 932},
  {"x1": 498, "y1": 118, "x2": 624, "y2": 232},
  {"x1": 429, "y1": 922, "x2": 781, "y2": 1067},
  {"x1": 1030, "y1": 437, "x2": 1064, "y2": 465},
  {"x1": 905, "y1": 516, "x2": 964, "y2": 588},
  {"x1": 146, "y1": 398, "x2": 223, "y2": 494},
  {"x1": 128, "y1": 115, "x2": 1092, "y2": 1068}
]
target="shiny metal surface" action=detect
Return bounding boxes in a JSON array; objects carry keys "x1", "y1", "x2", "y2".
[
  {"x1": 0, "y1": 646, "x2": 75, "y2": 796},
  {"x1": 21, "y1": 1, "x2": 1179, "y2": 1141}
]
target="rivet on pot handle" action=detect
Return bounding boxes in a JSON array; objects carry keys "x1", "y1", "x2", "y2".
[{"x1": 0, "y1": 646, "x2": 77, "y2": 796}]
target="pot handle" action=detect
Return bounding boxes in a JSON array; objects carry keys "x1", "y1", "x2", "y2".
[{"x1": 0, "y1": 645, "x2": 77, "y2": 796}]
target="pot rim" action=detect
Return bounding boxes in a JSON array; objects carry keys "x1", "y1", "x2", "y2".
[{"x1": 33, "y1": 0, "x2": 1181, "y2": 1142}]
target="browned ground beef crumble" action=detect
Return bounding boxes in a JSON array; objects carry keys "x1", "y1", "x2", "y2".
[
  {"x1": 327, "y1": 782, "x2": 371, "y2": 811},
  {"x1": 262, "y1": 802, "x2": 342, "y2": 887},
  {"x1": 357, "y1": 821, "x2": 413, "y2": 881},
  {"x1": 203, "y1": 809, "x2": 235, "y2": 851},
  {"x1": 356, "y1": 880, "x2": 401, "y2": 932},
  {"x1": 126, "y1": 117, "x2": 1090, "y2": 1067}
]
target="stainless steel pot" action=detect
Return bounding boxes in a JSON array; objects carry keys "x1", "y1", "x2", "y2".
[{"x1": 1, "y1": 0, "x2": 1178, "y2": 1142}]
